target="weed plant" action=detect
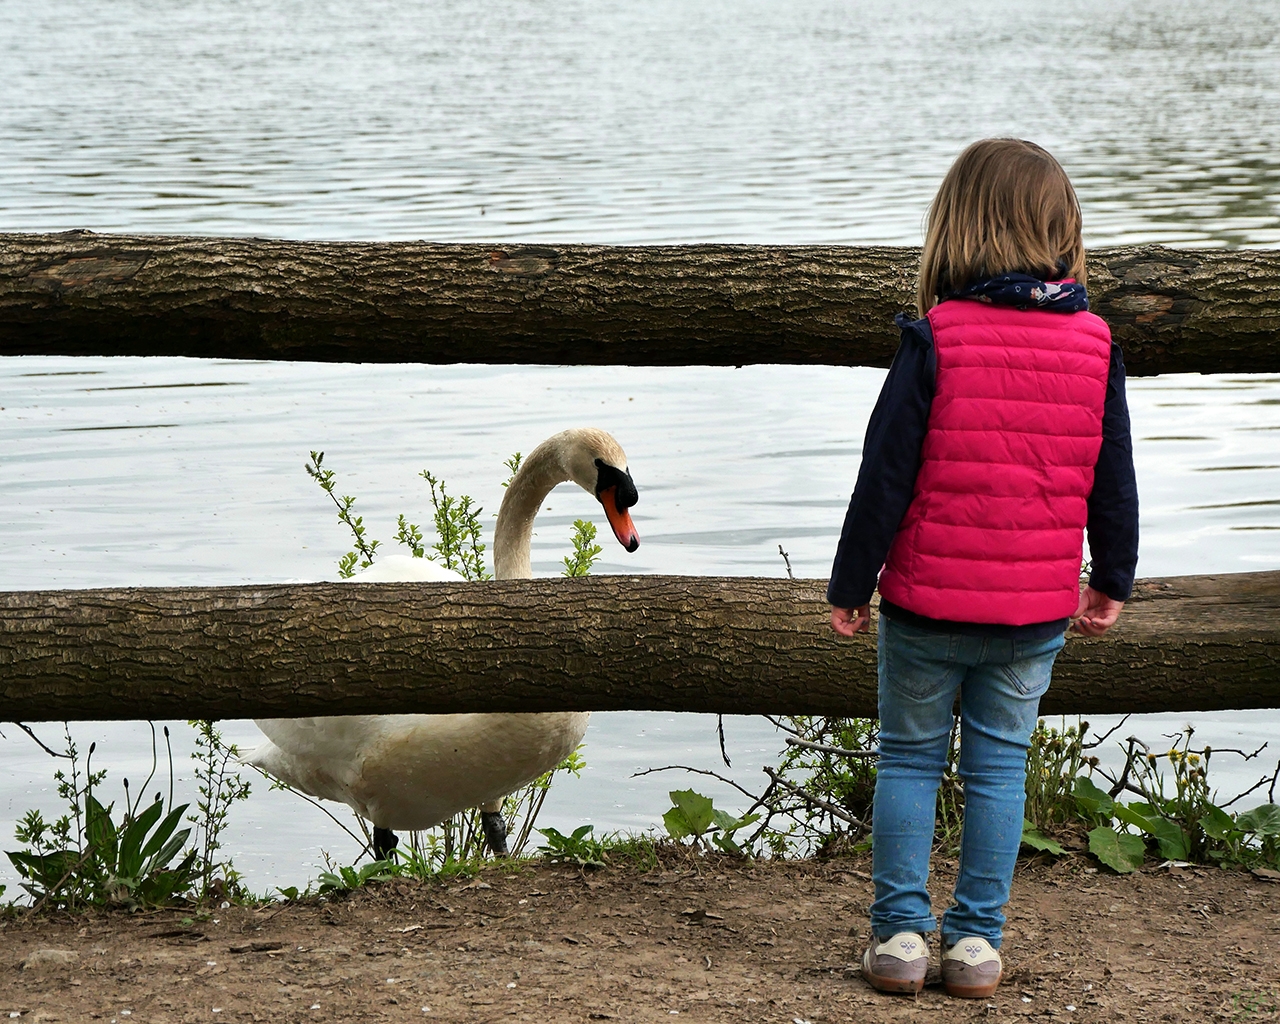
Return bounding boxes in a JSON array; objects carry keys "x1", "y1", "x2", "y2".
[
  {"x1": 7, "y1": 723, "x2": 252, "y2": 909},
  {"x1": 1078, "y1": 725, "x2": 1280, "y2": 873},
  {"x1": 746, "y1": 716, "x2": 878, "y2": 857},
  {"x1": 650, "y1": 706, "x2": 1279, "y2": 878},
  {"x1": 189, "y1": 720, "x2": 253, "y2": 900},
  {"x1": 1024, "y1": 718, "x2": 1102, "y2": 828}
]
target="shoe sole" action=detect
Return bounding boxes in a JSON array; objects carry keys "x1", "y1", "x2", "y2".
[
  {"x1": 862, "y1": 965, "x2": 926, "y2": 995},
  {"x1": 943, "y1": 973, "x2": 1001, "y2": 999}
]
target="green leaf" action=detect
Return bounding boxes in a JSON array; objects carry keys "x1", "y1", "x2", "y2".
[
  {"x1": 85, "y1": 795, "x2": 119, "y2": 870},
  {"x1": 1236, "y1": 804, "x2": 1280, "y2": 838},
  {"x1": 1198, "y1": 804, "x2": 1239, "y2": 842},
  {"x1": 710, "y1": 808, "x2": 761, "y2": 836},
  {"x1": 1146, "y1": 817, "x2": 1191, "y2": 861},
  {"x1": 711, "y1": 831, "x2": 744, "y2": 855},
  {"x1": 1088, "y1": 825, "x2": 1146, "y2": 873},
  {"x1": 140, "y1": 805, "x2": 189, "y2": 862},
  {"x1": 1112, "y1": 802, "x2": 1156, "y2": 834},
  {"x1": 7, "y1": 849, "x2": 80, "y2": 888},
  {"x1": 118, "y1": 799, "x2": 166, "y2": 878},
  {"x1": 669, "y1": 790, "x2": 715, "y2": 836},
  {"x1": 662, "y1": 806, "x2": 694, "y2": 841},
  {"x1": 146, "y1": 827, "x2": 193, "y2": 876},
  {"x1": 1020, "y1": 820, "x2": 1065, "y2": 855},
  {"x1": 1072, "y1": 776, "x2": 1115, "y2": 819}
]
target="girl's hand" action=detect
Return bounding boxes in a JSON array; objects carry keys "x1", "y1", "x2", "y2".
[
  {"x1": 830, "y1": 604, "x2": 871, "y2": 636},
  {"x1": 1070, "y1": 586, "x2": 1125, "y2": 636}
]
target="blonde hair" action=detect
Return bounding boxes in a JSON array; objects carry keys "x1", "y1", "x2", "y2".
[{"x1": 917, "y1": 139, "x2": 1086, "y2": 318}]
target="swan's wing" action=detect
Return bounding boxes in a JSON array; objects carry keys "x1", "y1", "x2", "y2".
[
  {"x1": 347, "y1": 555, "x2": 465, "y2": 582},
  {"x1": 247, "y1": 717, "x2": 386, "y2": 810},
  {"x1": 354, "y1": 713, "x2": 592, "y2": 830}
]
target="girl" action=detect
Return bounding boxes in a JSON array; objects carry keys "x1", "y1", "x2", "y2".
[{"x1": 828, "y1": 139, "x2": 1138, "y2": 999}]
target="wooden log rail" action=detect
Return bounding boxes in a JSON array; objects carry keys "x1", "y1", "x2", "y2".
[
  {"x1": 2, "y1": 572, "x2": 1277, "y2": 722},
  {"x1": 2, "y1": 233, "x2": 1279, "y2": 375}
]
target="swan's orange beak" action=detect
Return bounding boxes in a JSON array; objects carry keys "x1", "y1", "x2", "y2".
[{"x1": 599, "y1": 486, "x2": 640, "y2": 552}]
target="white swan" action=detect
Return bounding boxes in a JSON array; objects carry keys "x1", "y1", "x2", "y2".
[{"x1": 247, "y1": 427, "x2": 640, "y2": 858}]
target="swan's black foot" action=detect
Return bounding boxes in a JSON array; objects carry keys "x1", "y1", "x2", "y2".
[
  {"x1": 480, "y1": 810, "x2": 509, "y2": 857},
  {"x1": 372, "y1": 826, "x2": 399, "y2": 861}
]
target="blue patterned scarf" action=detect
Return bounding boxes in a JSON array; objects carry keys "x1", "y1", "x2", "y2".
[{"x1": 948, "y1": 272, "x2": 1089, "y2": 313}]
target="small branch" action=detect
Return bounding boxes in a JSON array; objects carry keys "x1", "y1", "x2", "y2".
[
  {"x1": 29, "y1": 847, "x2": 95, "y2": 915},
  {"x1": 762, "y1": 715, "x2": 803, "y2": 738},
  {"x1": 14, "y1": 723, "x2": 72, "y2": 759},
  {"x1": 1107, "y1": 736, "x2": 1149, "y2": 799},
  {"x1": 631, "y1": 765, "x2": 765, "y2": 808},
  {"x1": 243, "y1": 763, "x2": 370, "y2": 850},
  {"x1": 1218, "y1": 768, "x2": 1280, "y2": 809},
  {"x1": 762, "y1": 766, "x2": 863, "y2": 828},
  {"x1": 1208, "y1": 742, "x2": 1269, "y2": 761},
  {"x1": 778, "y1": 545, "x2": 794, "y2": 580},
  {"x1": 785, "y1": 736, "x2": 877, "y2": 759},
  {"x1": 717, "y1": 715, "x2": 731, "y2": 769},
  {"x1": 1083, "y1": 714, "x2": 1131, "y2": 750}
]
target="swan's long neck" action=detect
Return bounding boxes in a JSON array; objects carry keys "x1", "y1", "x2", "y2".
[{"x1": 493, "y1": 436, "x2": 575, "y2": 581}]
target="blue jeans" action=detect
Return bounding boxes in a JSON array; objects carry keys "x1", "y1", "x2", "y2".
[{"x1": 870, "y1": 614, "x2": 1065, "y2": 949}]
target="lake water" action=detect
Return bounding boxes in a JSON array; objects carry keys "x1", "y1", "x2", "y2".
[{"x1": 1, "y1": 0, "x2": 1278, "y2": 893}]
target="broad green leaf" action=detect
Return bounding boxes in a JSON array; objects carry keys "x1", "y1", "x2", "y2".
[
  {"x1": 570, "y1": 825, "x2": 595, "y2": 842},
  {"x1": 662, "y1": 807, "x2": 694, "y2": 841},
  {"x1": 1236, "y1": 804, "x2": 1280, "y2": 837},
  {"x1": 1088, "y1": 825, "x2": 1145, "y2": 873},
  {"x1": 141, "y1": 805, "x2": 190, "y2": 861},
  {"x1": 146, "y1": 827, "x2": 192, "y2": 875},
  {"x1": 1145, "y1": 817, "x2": 1190, "y2": 861},
  {"x1": 669, "y1": 790, "x2": 715, "y2": 836},
  {"x1": 1072, "y1": 776, "x2": 1114, "y2": 819},
  {"x1": 1113, "y1": 802, "x2": 1156, "y2": 834},
  {"x1": 1020, "y1": 821, "x2": 1065, "y2": 855},
  {"x1": 85, "y1": 795, "x2": 119, "y2": 869},
  {"x1": 1198, "y1": 804, "x2": 1238, "y2": 842},
  {"x1": 712, "y1": 831, "x2": 744, "y2": 855},
  {"x1": 118, "y1": 799, "x2": 165, "y2": 878},
  {"x1": 7, "y1": 849, "x2": 80, "y2": 887}
]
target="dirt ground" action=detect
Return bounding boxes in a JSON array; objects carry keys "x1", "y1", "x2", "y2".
[{"x1": 1, "y1": 853, "x2": 1277, "y2": 1024}]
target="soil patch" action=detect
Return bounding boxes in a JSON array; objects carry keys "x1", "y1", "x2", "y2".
[{"x1": 1, "y1": 855, "x2": 1277, "y2": 1023}]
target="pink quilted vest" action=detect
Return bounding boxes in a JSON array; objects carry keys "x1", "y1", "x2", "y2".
[{"x1": 877, "y1": 298, "x2": 1112, "y2": 625}]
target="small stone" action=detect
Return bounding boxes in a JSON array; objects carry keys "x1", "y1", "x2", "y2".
[{"x1": 22, "y1": 949, "x2": 79, "y2": 970}]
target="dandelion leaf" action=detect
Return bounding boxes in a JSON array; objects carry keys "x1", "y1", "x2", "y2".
[
  {"x1": 1236, "y1": 803, "x2": 1280, "y2": 837},
  {"x1": 1088, "y1": 825, "x2": 1145, "y2": 873},
  {"x1": 1020, "y1": 820, "x2": 1065, "y2": 855}
]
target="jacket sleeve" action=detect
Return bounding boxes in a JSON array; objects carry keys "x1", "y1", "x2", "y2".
[
  {"x1": 1086, "y1": 343, "x2": 1140, "y2": 601},
  {"x1": 826, "y1": 315, "x2": 935, "y2": 609}
]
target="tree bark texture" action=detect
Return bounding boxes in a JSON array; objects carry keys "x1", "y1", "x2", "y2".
[
  {"x1": 1, "y1": 572, "x2": 1276, "y2": 722},
  {"x1": 1, "y1": 232, "x2": 1277, "y2": 375}
]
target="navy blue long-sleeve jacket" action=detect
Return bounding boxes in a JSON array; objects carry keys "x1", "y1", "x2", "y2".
[{"x1": 827, "y1": 313, "x2": 1139, "y2": 636}]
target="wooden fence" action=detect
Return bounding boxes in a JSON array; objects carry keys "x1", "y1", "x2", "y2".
[{"x1": 2, "y1": 233, "x2": 1279, "y2": 720}]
